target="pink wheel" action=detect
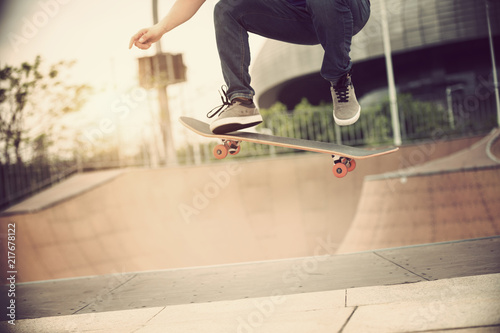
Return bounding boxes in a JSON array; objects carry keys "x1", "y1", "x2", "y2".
[
  {"x1": 333, "y1": 162, "x2": 348, "y2": 178},
  {"x1": 213, "y1": 144, "x2": 228, "y2": 159},
  {"x1": 229, "y1": 145, "x2": 241, "y2": 155},
  {"x1": 347, "y1": 159, "x2": 356, "y2": 172}
]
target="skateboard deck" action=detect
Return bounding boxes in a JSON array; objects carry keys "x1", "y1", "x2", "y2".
[{"x1": 179, "y1": 116, "x2": 398, "y2": 178}]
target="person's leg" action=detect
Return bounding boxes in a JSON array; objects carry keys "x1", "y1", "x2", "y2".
[
  {"x1": 213, "y1": 0, "x2": 318, "y2": 101},
  {"x1": 306, "y1": 0, "x2": 370, "y2": 83},
  {"x1": 214, "y1": 0, "x2": 370, "y2": 95},
  {"x1": 212, "y1": 0, "x2": 371, "y2": 131},
  {"x1": 306, "y1": 0, "x2": 370, "y2": 125},
  {"x1": 211, "y1": 0, "x2": 320, "y2": 133}
]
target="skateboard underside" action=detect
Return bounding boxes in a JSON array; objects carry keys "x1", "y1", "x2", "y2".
[{"x1": 179, "y1": 116, "x2": 398, "y2": 178}]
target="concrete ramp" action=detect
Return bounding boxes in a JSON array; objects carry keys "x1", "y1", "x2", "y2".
[
  {"x1": 0, "y1": 156, "x2": 362, "y2": 283},
  {"x1": 338, "y1": 129, "x2": 500, "y2": 253}
]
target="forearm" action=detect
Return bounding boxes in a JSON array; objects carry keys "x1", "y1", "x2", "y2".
[
  {"x1": 129, "y1": 0, "x2": 206, "y2": 50},
  {"x1": 158, "y1": 0, "x2": 206, "y2": 33}
]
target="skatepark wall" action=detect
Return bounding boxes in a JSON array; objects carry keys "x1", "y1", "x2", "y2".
[
  {"x1": 338, "y1": 129, "x2": 500, "y2": 253},
  {"x1": 337, "y1": 167, "x2": 500, "y2": 254},
  {"x1": 0, "y1": 136, "x2": 484, "y2": 282}
]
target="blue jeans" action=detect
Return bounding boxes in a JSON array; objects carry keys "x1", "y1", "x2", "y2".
[{"x1": 214, "y1": 0, "x2": 371, "y2": 101}]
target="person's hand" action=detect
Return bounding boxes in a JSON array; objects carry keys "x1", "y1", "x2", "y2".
[{"x1": 129, "y1": 24, "x2": 165, "y2": 50}]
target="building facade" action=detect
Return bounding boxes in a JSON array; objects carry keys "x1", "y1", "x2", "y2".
[{"x1": 251, "y1": 0, "x2": 500, "y2": 112}]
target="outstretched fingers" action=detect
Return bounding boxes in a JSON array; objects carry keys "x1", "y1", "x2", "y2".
[{"x1": 129, "y1": 28, "x2": 151, "y2": 50}]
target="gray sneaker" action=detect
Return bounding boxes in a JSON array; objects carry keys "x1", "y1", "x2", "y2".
[
  {"x1": 331, "y1": 73, "x2": 361, "y2": 126},
  {"x1": 208, "y1": 96, "x2": 263, "y2": 134}
]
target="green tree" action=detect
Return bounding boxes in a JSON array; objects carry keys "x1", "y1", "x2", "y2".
[
  {"x1": 0, "y1": 56, "x2": 91, "y2": 165},
  {"x1": 362, "y1": 94, "x2": 449, "y2": 144},
  {"x1": 259, "y1": 94, "x2": 450, "y2": 147}
]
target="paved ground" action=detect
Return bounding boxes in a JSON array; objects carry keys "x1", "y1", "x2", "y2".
[{"x1": 1, "y1": 237, "x2": 499, "y2": 332}]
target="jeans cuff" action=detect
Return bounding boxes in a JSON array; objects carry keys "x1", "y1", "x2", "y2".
[{"x1": 229, "y1": 92, "x2": 255, "y2": 102}]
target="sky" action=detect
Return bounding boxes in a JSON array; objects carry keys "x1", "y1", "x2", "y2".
[{"x1": 0, "y1": 0, "x2": 265, "y2": 160}]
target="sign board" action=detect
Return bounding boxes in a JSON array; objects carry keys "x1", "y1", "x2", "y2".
[{"x1": 138, "y1": 53, "x2": 187, "y2": 89}]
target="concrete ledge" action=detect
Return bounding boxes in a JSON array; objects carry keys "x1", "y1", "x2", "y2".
[
  {"x1": 1, "y1": 169, "x2": 126, "y2": 216},
  {"x1": 1, "y1": 237, "x2": 499, "y2": 332},
  {"x1": 3, "y1": 273, "x2": 499, "y2": 333}
]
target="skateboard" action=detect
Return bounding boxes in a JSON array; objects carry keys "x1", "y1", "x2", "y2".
[{"x1": 179, "y1": 116, "x2": 399, "y2": 178}]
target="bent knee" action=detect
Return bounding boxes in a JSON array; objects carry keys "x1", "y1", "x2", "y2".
[{"x1": 214, "y1": 0, "x2": 240, "y2": 18}]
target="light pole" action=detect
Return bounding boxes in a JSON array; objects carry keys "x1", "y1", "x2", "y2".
[
  {"x1": 445, "y1": 84, "x2": 464, "y2": 130},
  {"x1": 485, "y1": 0, "x2": 500, "y2": 127},
  {"x1": 152, "y1": 0, "x2": 178, "y2": 166},
  {"x1": 380, "y1": 0, "x2": 402, "y2": 146}
]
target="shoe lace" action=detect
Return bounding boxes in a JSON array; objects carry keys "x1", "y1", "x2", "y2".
[
  {"x1": 207, "y1": 86, "x2": 232, "y2": 118},
  {"x1": 333, "y1": 74, "x2": 351, "y2": 103},
  {"x1": 334, "y1": 86, "x2": 349, "y2": 103}
]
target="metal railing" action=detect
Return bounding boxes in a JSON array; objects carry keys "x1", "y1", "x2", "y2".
[{"x1": 184, "y1": 94, "x2": 496, "y2": 163}]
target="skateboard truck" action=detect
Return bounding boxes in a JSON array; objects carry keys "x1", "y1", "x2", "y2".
[
  {"x1": 213, "y1": 139, "x2": 241, "y2": 159},
  {"x1": 332, "y1": 155, "x2": 356, "y2": 178}
]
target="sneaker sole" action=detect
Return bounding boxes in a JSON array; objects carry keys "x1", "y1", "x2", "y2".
[
  {"x1": 334, "y1": 107, "x2": 361, "y2": 126},
  {"x1": 210, "y1": 115, "x2": 263, "y2": 134}
]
